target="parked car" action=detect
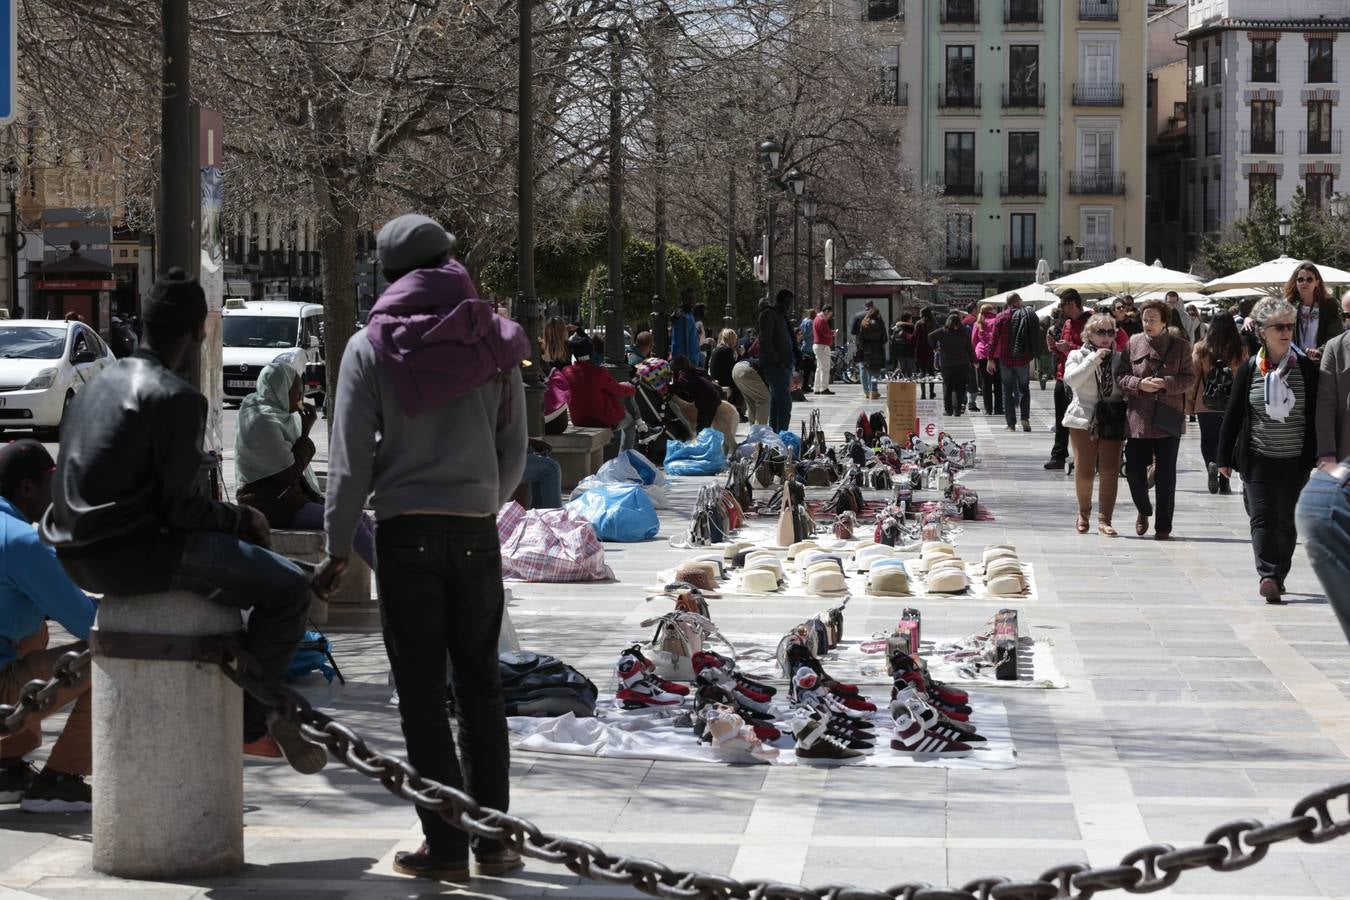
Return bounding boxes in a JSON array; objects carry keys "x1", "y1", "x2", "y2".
[
  {"x1": 0, "y1": 320, "x2": 116, "y2": 440},
  {"x1": 221, "y1": 300, "x2": 325, "y2": 405}
]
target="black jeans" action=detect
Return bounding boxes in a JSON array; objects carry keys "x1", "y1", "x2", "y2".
[
  {"x1": 762, "y1": 364, "x2": 793, "y2": 432},
  {"x1": 377, "y1": 514, "x2": 510, "y2": 861},
  {"x1": 942, "y1": 366, "x2": 968, "y2": 415},
  {"x1": 1243, "y1": 454, "x2": 1311, "y2": 586},
  {"x1": 1051, "y1": 380, "x2": 1072, "y2": 462},
  {"x1": 1124, "y1": 435, "x2": 1181, "y2": 533},
  {"x1": 1197, "y1": 411, "x2": 1223, "y2": 466},
  {"x1": 978, "y1": 360, "x2": 1002, "y2": 414}
]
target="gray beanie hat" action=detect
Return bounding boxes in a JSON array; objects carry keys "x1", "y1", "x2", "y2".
[{"x1": 377, "y1": 214, "x2": 456, "y2": 271}]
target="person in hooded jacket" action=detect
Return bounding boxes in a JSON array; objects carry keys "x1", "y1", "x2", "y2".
[
  {"x1": 315, "y1": 214, "x2": 529, "y2": 882},
  {"x1": 757, "y1": 289, "x2": 796, "y2": 431}
]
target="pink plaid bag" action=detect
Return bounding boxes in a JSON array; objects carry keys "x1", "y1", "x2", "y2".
[{"x1": 497, "y1": 502, "x2": 615, "y2": 583}]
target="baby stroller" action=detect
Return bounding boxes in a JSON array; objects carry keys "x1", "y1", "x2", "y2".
[{"x1": 632, "y1": 358, "x2": 694, "y2": 466}]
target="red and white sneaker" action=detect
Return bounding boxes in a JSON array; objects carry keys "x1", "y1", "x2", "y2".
[
  {"x1": 890, "y1": 701, "x2": 972, "y2": 758},
  {"x1": 623, "y1": 644, "x2": 690, "y2": 695},
  {"x1": 616, "y1": 653, "x2": 684, "y2": 709},
  {"x1": 790, "y1": 668, "x2": 875, "y2": 727},
  {"x1": 691, "y1": 652, "x2": 777, "y2": 697},
  {"x1": 694, "y1": 667, "x2": 774, "y2": 715}
]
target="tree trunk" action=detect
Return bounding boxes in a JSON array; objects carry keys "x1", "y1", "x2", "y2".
[{"x1": 314, "y1": 177, "x2": 359, "y2": 430}]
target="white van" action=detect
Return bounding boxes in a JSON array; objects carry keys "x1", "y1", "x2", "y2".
[{"x1": 220, "y1": 300, "x2": 325, "y2": 404}]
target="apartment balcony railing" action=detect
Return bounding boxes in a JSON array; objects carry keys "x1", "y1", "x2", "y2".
[
  {"x1": 1301, "y1": 130, "x2": 1342, "y2": 155},
  {"x1": 1239, "y1": 130, "x2": 1283, "y2": 154},
  {"x1": 871, "y1": 75, "x2": 909, "y2": 106},
  {"x1": 1004, "y1": 0, "x2": 1042, "y2": 24},
  {"x1": 1081, "y1": 243, "x2": 1117, "y2": 264},
  {"x1": 946, "y1": 244, "x2": 979, "y2": 269},
  {"x1": 937, "y1": 82, "x2": 981, "y2": 109},
  {"x1": 1004, "y1": 244, "x2": 1043, "y2": 269},
  {"x1": 939, "y1": 0, "x2": 979, "y2": 25},
  {"x1": 1068, "y1": 170, "x2": 1126, "y2": 195},
  {"x1": 936, "y1": 171, "x2": 983, "y2": 197},
  {"x1": 1079, "y1": 0, "x2": 1118, "y2": 20},
  {"x1": 864, "y1": 0, "x2": 903, "y2": 21},
  {"x1": 1000, "y1": 171, "x2": 1048, "y2": 197},
  {"x1": 1072, "y1": 82, "x2": 1124, "y2": 106},
  {"x1": 1002, "y1": 82, "x2": 1046, "y2": 108}
]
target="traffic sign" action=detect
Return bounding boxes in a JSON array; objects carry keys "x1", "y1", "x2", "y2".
[{"x1": 0, "y1": 0, "x2": 13, "y2": 124}]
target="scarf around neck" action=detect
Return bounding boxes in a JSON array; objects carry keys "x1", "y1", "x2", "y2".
[{"x1": 1257, "y1": 348, "x2": 1295, "y2": 421}]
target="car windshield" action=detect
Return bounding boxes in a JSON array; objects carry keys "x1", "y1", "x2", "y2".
[
  {"x1": 0, "y1": 326, "x2": 67, "y2": 359},
  {"x1": 222, "y1": 316, "x2": 298, "y2": 349}
]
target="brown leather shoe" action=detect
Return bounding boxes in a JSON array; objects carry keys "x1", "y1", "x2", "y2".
[
  {"x1": 1135, "y1": 514, "x2": 1149, "y2": 536},
  {"x1": 476, "y1": 848, "x2": 524, "y2": 876},
  {"x1": 393, "y1": 842, "x2": 470, "y2": 882},
  {"x1": 1098, "y1": 522, "x2": 1118, "y2": 537}
]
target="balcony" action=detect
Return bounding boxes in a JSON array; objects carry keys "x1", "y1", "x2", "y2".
[
  {"x1": 1079, "y1": 0, "x2": 1118, "y2": 20},
  {"x1": 1004, "y1": 244, "x2": 1043, "y2": 269},
  {"x1": 936, "y1": 171, "x2": 983, "y2": 197},
  {"x1": 946, "y1": 244, "x2": 979, "y2": 269},
  {"x1": 1005, "y1": 0, "x2": 1042, "y2": 24},
  {"x1": 871, "y1": 74, "x2": 908, "y2": 106},
  {"x1": 1240, "y1": 130, "x2": 1283, "y2": 155},
  {"x1": 1002, "y1": 82, "x2": 1046, "y2": 109},
  {"x1": 1081, "y1": 243, "x2": 1117, "y2": 264},
  {"x1": 1068, "y1": 170, "x2": 1126, "y2": 195},
  {"x1": 937, "y1": 82, "x2": 981, "y2": 110},
  {"x1": 1301, "y1": 131, "x2": 1342, "y2": 155},
  {"x1": 864, "y1": 0, "x2": 903, "y2": 21},
  {"x1": 1072, "y1": 82, "x2": 1124, "y2": 106},
  {"x1": 1000, "y1": 171, "x2": 1047, "y2": 197},
  {"x1": 939, "y1": 0, "x2": 978, "y2": 25}
]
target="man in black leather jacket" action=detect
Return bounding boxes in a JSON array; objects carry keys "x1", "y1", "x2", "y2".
[{"x1": 40, "y1": 269, "x2": 324, "y2": 773}]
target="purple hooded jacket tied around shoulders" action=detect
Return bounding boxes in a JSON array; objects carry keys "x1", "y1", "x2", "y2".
[{"x1": 363, "y1": 260, "x2": 531, "y2": 417}]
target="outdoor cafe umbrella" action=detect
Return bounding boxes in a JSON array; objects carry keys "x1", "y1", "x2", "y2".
[
  {"x1": 1046, "y1": 257, "x2": 1204, "y2": 296},
  {"x1": 981, "y1": 282, "x2": 1061, "y2": 310},
  {"x1": 1203, "y1": 255, "x2": 1350, "y2": 296}
]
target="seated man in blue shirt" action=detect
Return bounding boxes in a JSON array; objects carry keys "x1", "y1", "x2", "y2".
[{"x1": 0, "y1": 440, "x2": 98, "y2": 812}]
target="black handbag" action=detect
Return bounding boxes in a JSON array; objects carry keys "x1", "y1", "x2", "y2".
[{"x1": 1092, "y1": 398, "x2": 1128, "y2": 441}]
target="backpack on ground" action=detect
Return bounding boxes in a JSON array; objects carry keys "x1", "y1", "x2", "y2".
[{"x1": 1202, "y1": 362, "x2": 1234, "y2": 411}]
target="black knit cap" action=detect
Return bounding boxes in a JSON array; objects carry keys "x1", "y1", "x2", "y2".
[
  {"x1": 0, "y1": 439, "x2": 55, "y2": 496},
  {"x1": 142, "y1": 267, "x2": 207, "y2": 334}
]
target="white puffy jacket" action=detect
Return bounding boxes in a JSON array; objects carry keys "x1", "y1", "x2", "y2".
[{"x1": 1061, "y1": 345, "x2": 1115, "y2": 430}]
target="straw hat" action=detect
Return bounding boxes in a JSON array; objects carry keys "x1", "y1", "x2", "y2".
[
  {"x1": 742, "y1": 568, "x2": 784, "y2": 593},
  {"x1": 868, "y1": 567, "x2": 911, "y2": 596},
  {"x1": 926, "y1": 568, "x2": 970, "y2": 593}
]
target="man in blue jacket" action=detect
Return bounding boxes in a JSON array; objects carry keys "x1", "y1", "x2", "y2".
[
  {"x1": 670, "y1": 287, "x2": 703, "y2": 368},
  {"x1": 0, "y1": 441, "x2": 97, "y2": 812}
]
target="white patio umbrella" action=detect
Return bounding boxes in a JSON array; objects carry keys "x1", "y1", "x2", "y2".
[
  {"x1": 1134, "y1": 289, "x2": 1208, "y2": 303},
  {"x1": 1203, "y1": 255, "x2": 1350, "y2": 296},
  {"x1": 981, "y1": 282, "x2": 1061, "y2": 309},
  {"x1": 1046, "y1": 257, "x2": 1204, "y2": 296}
]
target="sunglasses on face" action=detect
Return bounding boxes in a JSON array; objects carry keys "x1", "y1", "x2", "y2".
[
  {"x1": 1092, "y1": 329, "x2": 1116, "y2": 336},
  {"x1": 1263, "y1": 322, "x2": 1295, "y2": 333},
  {"x1": 1296, "y1": 276, "x2": 1316, "y2": 284}
]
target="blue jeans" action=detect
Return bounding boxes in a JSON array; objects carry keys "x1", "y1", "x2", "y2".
[
  {"x1": 1296, "y1": 467, "x2": 1350, "y2": 643},
  {"x1": 168, "y1": 532, "x2": 311, "y2": 742},
  {"x1": 762, "y1": 365, "x2": 793, "y2": 432},
  {"x1": 1000, "y1": 363, "x2": 1031, "y2": 427},
  {"x1": 858, "y1": 364, "x2": 875, "y2": 395},
  {"x1": 523, "y1": 451, "x2": 563, "y2": 508}
]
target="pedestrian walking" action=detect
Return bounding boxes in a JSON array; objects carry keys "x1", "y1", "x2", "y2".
[
  {"x1": 1295, "y1": 457, "x2": 1350, "y2": 642},
  {"x1": 757, "y1": 289, "x2": 796, "y2": 431},
  {"x1": 670, "y1": 287, "x2": 703, "y2": 368},
  {"x1": 971, "y1": 304, "x2": 1001, "y2": 417},
  {"x1": 798, "y1": 308, "x2": 816, "y2": 395},
  {"x1": 1062, "y1": 315, "x2": 1125, "y2": 535},
  {"x1": 915, "y1": 307, "x2": 937, "y2": 375},
  {"x1": 858, "y1": 306, "x2": 888, "y2": 400},
  {"x1": 890, "y1": 315, "x2": 918, "y2": 378},
  {"x1": 1045, "y1": 290, "x2": 1089, "y2": 470},
  {"x1": 812, "y1": 307, "x2": 835, "y2": 395},
  {"x1": 1314, "y1": 294, "x2": 1350, "y2": 468},
  {"x1": 1187, "y1": 313, "x2": 1248, "y2": 495},
  {"x1": 930, "y1": 313, "x2": 974, "y2": 416},
  {"x1": 316, "y1": 213, "x2": 529, "y2": 881},
  {"x1": 41, "y1": 268, "x2": 323, "y2": 773},
  {"x1": 987, "y1": 293, "x2": 1038, "y2": 432},
  {"x1": 1118, "y1": 300, "x2": 1195, "y2": 540},
  {"x1": 1287, "y1": 261, "x2": 1343, "y2": 362},
  {"x1": 1218, "y1": 298, "x2": 1320, "y2": 604},
  {"x1": 1163, "y1": 290, "x2": 1197, "y2": 343},
  {"x1": 1118, "y1": 294, "x2": 1142, "y2": 336}
]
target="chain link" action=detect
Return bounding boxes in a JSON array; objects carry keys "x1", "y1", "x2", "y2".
[{"x1": 5, "y1": 645, "x2": 1350, "y2": 900}]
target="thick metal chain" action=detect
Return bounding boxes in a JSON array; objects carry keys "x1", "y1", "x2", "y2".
[{"x1": 5, "y1": 646, "x2": 1350, "y2": 900}]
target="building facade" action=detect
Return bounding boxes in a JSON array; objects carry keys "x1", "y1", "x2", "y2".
[
  {"x1": 1146, "y1": 3, "x2": 1189, "y2": 268},
  {"x1": 1180, "y1": 0, "x2": 1350, "y2": 260},
  {"x1": 862, "y1": 0, "x2": 925, "y2": 188}
]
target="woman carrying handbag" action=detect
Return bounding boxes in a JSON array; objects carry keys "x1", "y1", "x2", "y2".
[
  {"x1": 1117, "y1": 300, "x2": 1196, "y2": 540},
  {"x1": 1061, "y1": 314, "x2": 1127, "y2": 535}
]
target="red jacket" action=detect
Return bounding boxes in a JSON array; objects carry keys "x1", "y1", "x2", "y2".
[
  {"x1": 812, "y1": 314, "x2": 835, "y2": 347},
  {"x1": 544, "y1": 361, "x2": 635, "y2": 429},
  {"x1": 1049, "y1": 313, "x2": 1089, "y2": 379},
  {"x1": 988, "y1": 309, "x2": 1028, "y2": 367}
]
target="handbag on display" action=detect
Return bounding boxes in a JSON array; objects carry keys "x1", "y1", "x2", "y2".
[
  {"x1": 642, "y1": 610, "x2": 733, "y2": 682},
  {"x1": 832, "y1": 511, "x2": 857, "y2": 541}
]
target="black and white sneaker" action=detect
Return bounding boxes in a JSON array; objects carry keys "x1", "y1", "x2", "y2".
[
  {"x1": 19, "y1": 768, "x2": 91, "y2": 813},
  {"x1": 0, "y1": 759, "x2": 37, "y2": 803},
  {"x1": 793, "y1": 711, "x2": 865, "y2": 764}
]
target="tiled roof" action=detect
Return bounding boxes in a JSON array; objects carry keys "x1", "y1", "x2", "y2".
[{"x1": 1180, "y1": 17, "x2": 1350, "y2": 39}]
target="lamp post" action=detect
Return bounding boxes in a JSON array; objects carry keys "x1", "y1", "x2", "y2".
[
  {"x1": 758, "y1": 138, "x2": 781, "y2": 299},
  {"x1": 286, "y1": 222, "x2": 297, "y2": 301},
  {"x1": 725, "y1": 160, "x2": 736, "y2": 329},
  {"x1": 1061, "y1": 235, "x2": 1075, "y2": 272},
  {"x1": 1278, "y1": 212, "x2": 1292, "y2": 256},
  {"x1": 3, "y1": 161, "x2": 23, "y2": 316},
  {"x1": 802, "y1": 195, "x2": 818, "y2": 313},
  {"x1": 786, "y1": 168, "x2": 805, "y2": 316}
]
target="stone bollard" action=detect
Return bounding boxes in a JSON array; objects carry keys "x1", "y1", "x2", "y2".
[{"x1": 91, "y1": 592, "x2": 245, "y2": 878}]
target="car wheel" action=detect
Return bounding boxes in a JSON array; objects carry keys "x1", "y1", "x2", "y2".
[{"x1": 40, "y1": 392, "x2": 74, "y2": 442}]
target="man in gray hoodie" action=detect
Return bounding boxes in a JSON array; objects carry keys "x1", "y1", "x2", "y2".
[{"x1": 314, "y1": 214, "x2": 528, "y2": 883}]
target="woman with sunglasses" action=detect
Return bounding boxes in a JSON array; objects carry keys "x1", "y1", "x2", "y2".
[
  {"x1": 1217, "y1": 298, "x2": 1321, "y2": 603},
  {"x1": 1062, "y1": 314, "x2": 1126, "y2": 535},
  {"x1": 1285, "y1": 262, "x2": 1342, "y2": 362}
]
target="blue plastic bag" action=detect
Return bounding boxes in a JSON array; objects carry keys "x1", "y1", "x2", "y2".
[
  {"x1": 663, "y1": 427, "x2": 726, "y2": 476},
  {"x1": 778, "y1": 430, "x2": 802, "y2": 457},
  {"x1": 565, "y1": 483, "x2": 660, "y2": 542}
]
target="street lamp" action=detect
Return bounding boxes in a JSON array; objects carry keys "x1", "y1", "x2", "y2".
[
  {"x1": 1061, "y1": 235, "x2": 1075, "y2": 270},
  {"x1": 802, "y1": 195, "x2": 818, "y2": 313},
  {"x1": 3, "y1": 160, "x2": 23, "y2": 316},
  {"x1": 1278, "y1": 212, "x2": 1292, "y2": 255},
  {"x1": 286, "y1": 221, "x2": 298, "y2": 301},
  {"x1": 786, "y1": 168, "x2": 805, "y2": 312},
  {"x1": 758, "y1": 138, "x2": 782, "y2": 301}
]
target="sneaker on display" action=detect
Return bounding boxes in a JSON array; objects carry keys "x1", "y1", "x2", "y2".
[
  {"x1": 890, "y1": 704, "x2": 973, "y2": 758},
  {"x1": 792, "y1": 711, "x2": 866, "y2": 764},
  {"x1": 691, "y1": 651, "x2": 777, "y2": 697},
  {"x1": 694, "y1": 667, "x2": 774, "y2": 715},
  {"x1": 623, "y1": 644, "x2": 690, "y2": 695},
  {"x1": 617, "y1": 652, "x2": 685, "y2": 709},
  {"x1": 791, "y1": 667, "x2": 875, "y2": 726},
  {"x1": 891, "y1": 687, "x2": 984, "y2": 743}
]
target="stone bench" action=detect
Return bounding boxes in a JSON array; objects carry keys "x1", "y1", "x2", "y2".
[
  {"x1": 270, "y1": 529, "x2": 375, "y2": 629},
  {"x1": 544, "y1": 426, "x2": 613, "y2": 490}
]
